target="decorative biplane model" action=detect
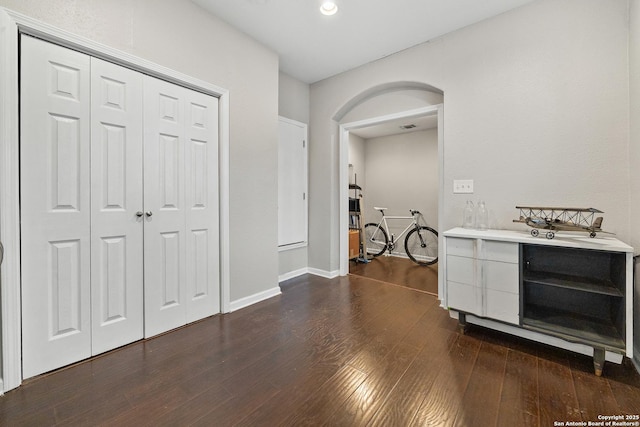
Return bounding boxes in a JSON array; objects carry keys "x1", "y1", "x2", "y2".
[{"x1": 513, "y1": 206, "x2": 607, "y2": 239}]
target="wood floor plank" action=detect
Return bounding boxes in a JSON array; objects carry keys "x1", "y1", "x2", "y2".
[
  {"x1": 277, "y1": 364, "x2": 368, "y2": 426},
  {"x1": 151, "y1": 385, "x2": 232, "y2": 427},
  {"x1": 570, "y1": 355, "x2": 622, "y2": 422},
  {"x1": 55, "y1": 392, "x2": 133, "y2": 426},
  {"x1": 398, "y1": 299, "x2": 447, "y2": 349},
  {"x1": 453, "y1": 340, "x2": 508, "y2": 427},
  {"x1": 102, "y1": 385, "x2": 191, "y2": 426},
  {"x1": 365, "y1": 328, "x2": 461, "y2": 426},
  {"x1": 606, "y1": 359, "x2": 640, "y2": 415},
  {"x1": 0, "y1": 400, "x2": 57, "y2": 426},
  {"x1": 235, "y1": 362, "x2": 349, "y2": 426},
  {"x1": 408, "y1": 333, "x2": 482, "y2": 426},
  {"x1": 190, "y1": 379, "x2": 279, "y2": 427},
  {"x1": 1, "y1": 272, "x2": 639, "y2": 426},
  {"x1": 329, "y1": 341, "x2": 423, "y2": 426},
  {"x1": 537, "y1": 356, "x2": 582, "y2": 425},
  {"x1": 496, "y1": 349, "x2": 539, "y2": 427}
]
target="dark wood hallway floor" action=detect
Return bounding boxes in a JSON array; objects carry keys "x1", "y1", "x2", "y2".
[
  {"x1": 349, "y1": 255, "x2": 439, "y2": 296},
  {"x1": 1, "y1": 273, "x2": 639, "y2": 426}
]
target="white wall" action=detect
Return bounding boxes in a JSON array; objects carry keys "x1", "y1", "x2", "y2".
[
  {"x1": 309, "y1": 0, "x2": 630, "y2": 274},
  {"x1": 0, "y1": 0, "x2": 280, "y2": 302},
  {"x1": 363, "y1": 129, "x2": 438, "y2": 250},
  {"x1": 629, "y1": 0, "x2": 640, "y2": 370},
  {"x1": 279, "y1": 72, "x2": 310, "y2": 124},
  {"x1": 278, "y1": 71, "x2": 310, "y2": 278}
]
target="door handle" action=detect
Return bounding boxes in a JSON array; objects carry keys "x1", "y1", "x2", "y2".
[
  {"x1": 145, "y1": 211, "x2": 153, "y2": 218},
  {"x1": 136, "y1": 211, "x2": 144, "y2": 218}
]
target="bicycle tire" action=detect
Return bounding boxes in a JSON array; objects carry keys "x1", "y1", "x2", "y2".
[
  {"x1": 363, "y1": 223, "x2": 388, "y2": 257},
  {"x1": 404, "y1": 226, "x2": 438, "y2": 265}
]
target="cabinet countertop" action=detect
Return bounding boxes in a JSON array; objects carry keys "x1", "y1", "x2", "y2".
[{"x1": 443, "y1": 227, "x2": 633, "y2": 253}]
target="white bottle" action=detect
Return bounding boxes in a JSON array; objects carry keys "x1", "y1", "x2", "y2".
[
  {"x1": 476, "y1": 200, "x2": 488, "y2": 230},
  {"x1": 463, "y1": 200, "x2": 475, "y2": 229}
]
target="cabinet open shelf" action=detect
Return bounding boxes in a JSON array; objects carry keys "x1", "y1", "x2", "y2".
[
  {"x1": 520, "y1": 243, "x2": 627, "y2": 356},
  {"x1": 522, "y1": 304, "x2": 625, "y2": 351},
  {"x1": 523, "y1": 271, "x2": 623, "y2": 297}
]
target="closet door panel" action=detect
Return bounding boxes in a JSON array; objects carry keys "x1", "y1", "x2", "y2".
[
  {"x1": 185, "y1": 91, "x2": 220, "y2": 321},
  {"x1": 143, "y1": 76, "x2": 187, "y2": 337},
  {"x1": 20, "y1": 36, "x2": 92, "y2": 378},
  {"x1": 90, "y1": 57, "x2": 144, "y2": 354}
]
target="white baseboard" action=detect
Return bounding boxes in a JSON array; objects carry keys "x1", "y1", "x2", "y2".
[
  {"x1": 307, "y1": 268, "x2": 340, "y2": 279},
  {"x1": 229, "y1": 286, "x2": 281, "y2": 312},
  {"x1": 279, "y1": 267, "x2": 342, "y2": 283},
  {"x1": 278, "y1": 267, "x2": 309, "y2": 283}
]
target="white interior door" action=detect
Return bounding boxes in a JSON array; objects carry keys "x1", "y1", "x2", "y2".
[
  {"x1": 21, "y1": 36, "x2": 92, "y2": 378},
  {"x1": 278, "y1": 118, "x2": 307, "y2": 247},
  {"x1": 90, "y1": 57, "x2": 144, "y2": 354},
  {"x1": 184, "y1": 90, "x2": 220, "y2": 322},
  {"x1": 143, "y1": 76, "x2": 188, "y2": 337},
  {"x1": 143, "y1": 76, "x2": 220, "y2": 337}
]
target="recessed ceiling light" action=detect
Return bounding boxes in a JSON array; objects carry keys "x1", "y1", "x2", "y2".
[{"x1": 320, "y1": 0, "x2": 338, "y2": 16}]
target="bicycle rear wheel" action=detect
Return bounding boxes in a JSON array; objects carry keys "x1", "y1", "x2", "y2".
[
  {"x1": 404, "y1": 226, "x2": 438, "y2": 265},
  {"x1": 363, "y1": 223, "x2": 388, "y2": 257}
]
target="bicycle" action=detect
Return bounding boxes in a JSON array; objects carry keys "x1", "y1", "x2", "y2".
[{"x1": 363, "y1": 207, "x2": 438, "y2": 266}]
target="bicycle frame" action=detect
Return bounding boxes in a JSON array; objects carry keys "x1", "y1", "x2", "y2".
[
  {"x1": 375, "y1": 215, "x2": 417, "y2": 246},
  {"x1": 372, "y1": 209, "x2": 422, "y2": 249},
  {"x1": 363, "y1": 208, "x2": 438, "y2": 265}
]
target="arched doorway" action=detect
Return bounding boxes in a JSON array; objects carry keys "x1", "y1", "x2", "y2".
[{"x1": 335, "y1": 82, "x2": 444, "y2": 297}]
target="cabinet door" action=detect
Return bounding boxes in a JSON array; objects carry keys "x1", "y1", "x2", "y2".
[
  {"x1": 481, "y1": 240, "x2": 519, "y2": 263},
  {"x1": 446, "y1": 255, "x2": 475, "y2": 285},
  {"x1": 486, "y1": 290, "x2": 519, "y2": 324},
  {"x1": 445, "y1": 237, "x2": 519, "y2": 324},
  {"x1": 446, "y1": 254, "x2": 481, "y2": 316},
  {"x1": 21, "y1": 36, "x2": 92, "y2": 378},
  {"x1": 446, "y1": 237, "x2": 475, "y2": 258},
  {"x1": 90, "y1": 57, "x2": 144, "y2": 354},
  {"x1": 483, "y1": 242, "x2": 519, "y2": 324},
  {"x1": 484, "y1": 260, "x2": 519, "y2": 294}
]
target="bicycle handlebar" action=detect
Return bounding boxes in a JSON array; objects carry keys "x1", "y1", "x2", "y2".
[{"x1": 410, "y1": 210, "x2": 421, "y2": 216}]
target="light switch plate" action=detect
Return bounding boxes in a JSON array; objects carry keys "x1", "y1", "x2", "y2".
[{"x1": 453, "y1": 179, "x2": 474, "y2": 194}]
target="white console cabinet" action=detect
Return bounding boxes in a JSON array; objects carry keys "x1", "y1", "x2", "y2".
[{"x1": 443, "y1": 227, "x2": 634, "y2": 376}]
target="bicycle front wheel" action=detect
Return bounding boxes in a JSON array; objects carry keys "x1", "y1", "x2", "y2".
[
  {"x1": 363, "y1": 223, "x2": 388, "y2": 257},
  {"x1": 404, "y1": 226, "x2": 438, "y2": 265}
]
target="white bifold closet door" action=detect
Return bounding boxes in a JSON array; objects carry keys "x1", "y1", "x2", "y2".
[
  {"x1": 143, "y1": 77, "x2": 220, "y2": 338},
  {"x1": 20, "y1": 36, "x2": 144, "y2": 378},
  {"x1": 90, "y1": 58, "x2": 144, "y2": 354},
  {"x1": 20, "y1": 36, "x2": 220, "y2": 378}
]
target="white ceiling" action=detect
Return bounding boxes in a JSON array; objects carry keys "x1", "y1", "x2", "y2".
[
  {"x1": 192, "y1": 0, "x2": 535, "y2": 83},
  {"x1": 350, "y1": 114, "x2": 438, "y2": 139}
]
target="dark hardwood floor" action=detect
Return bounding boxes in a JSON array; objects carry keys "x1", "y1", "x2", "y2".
[
  {"x1": 1, "y1": 273, "x2": 639, "y2": 426},
  {"x1": 350, "y1": 255, "x2": 439, "y2": 296}
]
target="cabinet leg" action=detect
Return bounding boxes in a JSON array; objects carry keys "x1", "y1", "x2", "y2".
[
  {"x1": 593, "y1": 348, "x2": 605, "y2": 377},
  {"x1": 457, "y1": 313, "x2": 468, "y2": 335}
]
